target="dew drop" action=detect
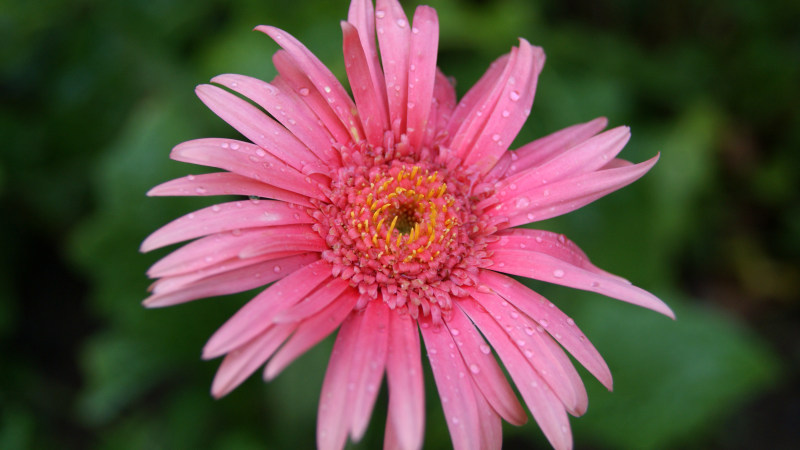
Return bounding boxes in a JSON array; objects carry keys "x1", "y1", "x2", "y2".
[
  {"x1": 539, "y1": 319, "x2": 549, "y2": 328},
  {"x1": 195, "y1": 187, "x2": 207, "y2": 194},
  {"x1": 516, "y1": 339, "x2": 526, "y2": 347},
  {"x1": 491, "y1": 133, "x2": 501, "y2": 142},
  {"x1": 255, "y1": 148, "x2": 266, "y2": 157},
  {"x1": 376, "y1": 10, "x2": 385, "y2": 18},
  {"x1": 479, "y1": 344, "x2": 491, "y2": 355},
  {"x1": 567, "y1": 318, "x2": 575, "y2": 326},
  {"x1": 509, "y1": 183, "x2": 517, "y2": 191},
  {"x1": 221, "y1": 142, "x2": 229, "y2": 148},
  {"x1": 469, "y1": 364, "x2": 480, "y2": 374},
  {"x1": 273, "y1": 265, "x2": 282, "y2": 273},
  {"x1": 553, "y1": 269, "x2": 565, "y2": 278},
  {"x1": 591, "y1": 281, "x2": 600, "y2": 288},
  {"x1": 186, "y1": 174, "x2": 195, "y2": 181},
  {"x1": 211, "y1": 205, "x2": 221, "y2": 212},
  {"x1": 396, "y1": 18, "x2": 406, "y2": 28},
  {"x1": 230, "y1": 142, "x2": 240, "y2": 150},
  {"x1": 524, "y1": 349, "x2": 534, "y2": 358},
  {"x1": 524, "y1": 326, "x2": 535, "y2": 336},
  {"x1": 451, "y1": 417, "x2": 459, "y2": 425},
  {"x1": 450, "y1": 329, "x2": 459, "y2": 336},
  {"x1": 515, "y1": 197, "x2": 530, "y2": 209},
  {"x1": 509, "y1": 90, "x2": 521, "y2": 101},
  {"x1": 502, "y1": 109, "x2": 511, "y2": 118}
]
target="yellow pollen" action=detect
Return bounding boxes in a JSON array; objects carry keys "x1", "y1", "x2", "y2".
[
  {"x1": 411, "y1": 166, "x2": 419, "y2": 179},
  {"x1": 366, "y1": 193, "x2": 373, "y2": 207},
  {"x1": 386, "y1": 215, "x2": 398, "y2": 244},
  {"x1": 372, "y1": 234, "x2": 378, "y2": 246},
  {"x1": 416, "y1": 176, "x2": 423, "y2": 187},
  {"x1": 398, "y1": 167, "x2": 405, "y2": 181},
  {"x1": 376, "y1": 217, "x2": 386, "y2": 232}
]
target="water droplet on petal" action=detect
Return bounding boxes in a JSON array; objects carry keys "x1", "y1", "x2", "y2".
[
  {"x1": 273, "y1": 265, "x2": 281, "y2": 273},
  {"x1": 515, "y1": 197, "x2": 530, "y2": 209},
  {"x1": 376, "y1": 10, "x2": 385, "y2": 18},
  {"x1": 469, "y1": 364, "x2": 480, "y2": 374},
  {"x1": 509, "y1": 90, "x2": 521, "y2": 101},
  {"x1": 479, "y1": 344, "x2": 491, "y2": 355},
  {"x1": 553, "y1": 269, "x2": 565, "y2": 278}
]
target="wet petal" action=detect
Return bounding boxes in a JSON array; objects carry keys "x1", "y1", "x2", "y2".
[
  {"x1": 147, "y1": 172, "x2": 313, "y2": 207},
  {"x1": 405, "y1": 6, "x2": 439, "y2": 150},
  {"x1": 203, "y1": 259, "x2": 331, "y2": 359},
  {"x1": 376, "y1": 0, "x2": 411, "y2": 138},
  {"x1": 420, "y1": 322, "x2": 483, "y2": 450},
  {"x1": 169, "y1": 138, "x2": 326, "y2": 200},
  {"x1": 141, "y1": 199, "x2": 314, "y2": 252},
  {"x1": 342, "y1": 21, "x2": 389, "y2": 146},
  {"x1": 460, "y1": 297, "x2": 573, "y2": 450},
  {"x1": 445, "y1": 305, "x2": 528, "y2": 425},
  {"x1": 385, "y1": 310, "x2": 425, "y2": 450},
  {"x1": 257, "y1": 25, "x2": 364, "y2": 143}
]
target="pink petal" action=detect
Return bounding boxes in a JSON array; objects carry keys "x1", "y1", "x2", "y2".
[
  {"x1": 491, "y1": 126, "x2": 631, "y2": 201},
  {"x1": 488, "y1": 154, "x2": 660, "y2": 227},
  {"x1": 473, "y1": 384, "x2": 503, "y2": 450},
  {"x1": 203, "y1": 259, "x2": 332, "y2": 359},
  {"x1": 273, "y1": 277, "x2": 351, "y2": 323},
  {"x1": 448, "y1": 47, "x2": 518, "y2": 160},
  {"x1": 316, "y1": 311, "x2": 361, "y2": 450},
  {"x1": 347, "y1": 0, "x2": 389, "y2": 118},
  {"x1": 146, "y1": 224, "x2": 319, "y2": 278},
  {"x1": 140, "y1": 199, "x2": 314, "y2": 252},
  {"x1": 444, "y1": 53, "x2": 509, "y2": 143},
  {"x1": 210, "y1": 323, "x2": 295, "y2": 398},
  {"x1": 144, "y1": 252, "x2": 320, "y2": 308},
  {"x1": 257, "y1": 25, "x2": 364, "y2": 143},
  {"x1": 444, "y1": 305, "x2": 527, "y2": 425},
  {"x1": 487, "y1": 246, "x2": 674, "y2": 318},
  {"x1": 264, "y1": 288, "x2": 359, "y2": 380},
  {"x1": 376, "y1": 0, "x2": 411, "y2": 138},
  {"x1": 348, "y1": 300, "x2": 389, "y2": 441},
  {"x1": 272, "y1": 50, "x2": 351, "y2": 146},
  {"x1": 459, "y1": 297, "x2": 573, "y2": 450},
  {"x1": 342, "y1": 21, "x2": 389, "y2": 147},
  {"x1": 211, "y1": 74, "x2": 340, "y2": 167},
  {"x1": 169, "y1": 138, "x2": 326, "y2": 200},
  {"x1": 195, "y1": 84, "x2": 330, "y2": 177},
  {"x1": 479, "y1": 270, "x2": 613, "y2": 390},
  {"x1": 385, "y1": 310, "x2": 425, "y2": 450},
  {"x1": 426, "y1": 69, "x2": 457, "y2": 146},
  {"x1": 420, "y1": 321, "x2": 483, "y2": 450},
  {"x1": 487, "y1": 228, "x2": 629, "y2": 284},
  {"x1": 147, "y1": 172, "x2": 313, "y2": 207},
  {"x1": 461, "y1": 40, "x2": 545, "y2": 173},
  {"x1": 405, "y1": 6, "x2": 439, "y2": 151},
  {"x1": 504, "y1": 117, "x2": 609, "y2": 176},
  {"x1": 469, "y1": 287, "x2": 588, "y2": 416}
]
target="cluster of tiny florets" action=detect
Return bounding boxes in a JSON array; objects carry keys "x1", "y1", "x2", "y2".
[{"x1": 311, "y1": 138, "x2": 506, "y2": 322}]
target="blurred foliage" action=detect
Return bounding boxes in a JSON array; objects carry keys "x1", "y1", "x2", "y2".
[{"x1": 2, "y1": 0, "x2": 799, "y2": 449}]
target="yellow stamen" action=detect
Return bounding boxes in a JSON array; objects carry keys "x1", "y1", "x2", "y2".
[{"x1": 386, "y1": 215, "x2": 398, "y2": 245}]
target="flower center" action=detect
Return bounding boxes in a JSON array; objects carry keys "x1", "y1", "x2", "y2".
[{"x1": 315, "y1": 155, "x2": 490, "y2": 320}]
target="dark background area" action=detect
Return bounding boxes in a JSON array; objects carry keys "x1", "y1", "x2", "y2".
[{"x1": 1, "y1": 0, "x2": 798, "y2": 448}]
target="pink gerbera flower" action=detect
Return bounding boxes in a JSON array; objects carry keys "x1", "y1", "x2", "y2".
[{"x1": 141, "y1": 0, "x2": 673, "y2": 449}]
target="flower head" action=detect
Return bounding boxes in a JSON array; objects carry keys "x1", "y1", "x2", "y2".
[{"x1": 142, "y1": 1, "x2": 673, "y2": 449}]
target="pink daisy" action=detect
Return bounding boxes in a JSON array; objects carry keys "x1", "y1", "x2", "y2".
[{"x1": 141, "y1": 0, "x2": 674, "y2": 449}]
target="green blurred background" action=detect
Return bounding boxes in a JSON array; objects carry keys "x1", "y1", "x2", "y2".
[{"x1": 2, "y1": 0, "x2": 798, "y2": 448}]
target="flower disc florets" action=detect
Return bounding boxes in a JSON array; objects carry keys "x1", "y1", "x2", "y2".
[{"x1": 314, "y1": 141, "x2": 500, "y2": 322}]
